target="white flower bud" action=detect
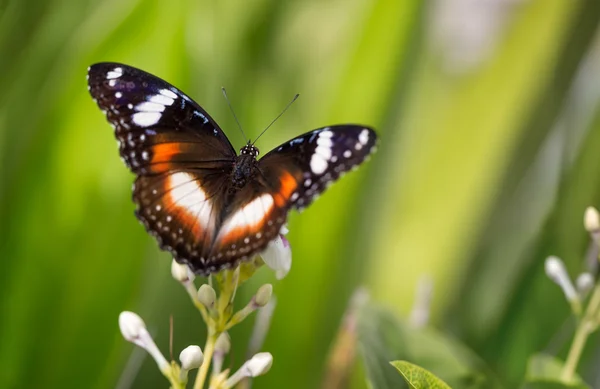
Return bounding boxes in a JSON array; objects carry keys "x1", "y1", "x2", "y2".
[
  {"x1": 254, "y1": 284, "x2": 273, "y2": 307},
  {"x1": 545, "y1": 256, "x2": 578, "y2": 302},
  {"x1": 224, "y1": 352, "x2": 274, "y2": 388},
  {"x1": 179, "y1": 345, "x2": 203, "y2": 370},
  {"x1": 171, "y1": 259, "x2": 194, "y2": 283},
  {"x1": 215, "y1": 332, "x2": 231, "y2": 355},
  {"x1": 585, "y1": 206, "x2": 600, "y2": 232},
  {"x1": 197, "y1": 284, "x2": 217, "y2": 309},
  {"x1": 118, "y1": 311, "x2": 169, "y2": 372},
  {"x1": 212, "y1": 332, "x2": 231, "y2": 376},
  {"x1": 576, "y1": 273, "x2": 595, "y2": 296},
  {"x1": 246, "y1": 352, "x2": 273, "y2": 377},
  {"x1": 119, "y1": 311, "x2": 147, "y2": 344}
]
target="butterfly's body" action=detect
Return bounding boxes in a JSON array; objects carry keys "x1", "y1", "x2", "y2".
[
  {"x1": 231, "y1": 146, "x2": 259, "y2": 190},
  {"x1": 87, "y1": 63, "x2": 377, "y2": 275}
]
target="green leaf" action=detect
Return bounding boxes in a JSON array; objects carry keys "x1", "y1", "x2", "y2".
[
  {"x1": 391, "y1": 361, "x2": 452, "y2": 389},
  {"x1": 521, "y1": 354, "x2": 590, "y2": 389},
  {"x1": 358, "y1": 304, "x2": 500, "y2": 389}
]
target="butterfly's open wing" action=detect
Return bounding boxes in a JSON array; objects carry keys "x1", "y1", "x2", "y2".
[
  {"x1": 88, "y1": 63, "x2": 237, "y2": 274},
  {"x1": 258, "y1": 125, "x2": 377, "y2": 210},
  {"x1": 203, "y1": 125, "x2": 378, "y2": 271},
  {"x1": 87, "y1": 62, "x2": 236, "y2": 174},
  {"x1": 133, "y1": 170, "x2": 230, "y2": 273}
]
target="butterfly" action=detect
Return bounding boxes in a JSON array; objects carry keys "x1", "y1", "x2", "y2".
[{"x1": 87, "y1": 63, "x2": 377, "y2": 275}]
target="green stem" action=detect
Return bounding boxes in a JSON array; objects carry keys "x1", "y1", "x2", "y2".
[
  {"x1": 561, "y1": 283, "x2": 600, "y2": 381},
  {"x1": 161, "y1": 362, "x2": 185, "y2": 389},
  {"x1": 194, "y1": 332, "x2": 219, "y2": 389}
]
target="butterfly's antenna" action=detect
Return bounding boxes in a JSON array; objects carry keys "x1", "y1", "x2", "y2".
[
  {"x1": 253, "y1": 93, "x2": 300, "y2": 145},
  {"x1": 222, "y1": 87, "x2": 248, "y2": 143}
]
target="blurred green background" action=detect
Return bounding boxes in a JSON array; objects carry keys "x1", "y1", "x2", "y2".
[{"x1": 2, "y1": 0, "x2": 600, "y2": 388}]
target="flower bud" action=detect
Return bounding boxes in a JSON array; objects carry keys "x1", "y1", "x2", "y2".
[
  {"x1": 215, "y1": 332, "x2": 231, "y2": 355},
  {"x1": 118, "y1": 311, "x2": 169, "y2": 372},
  {"x1": 179, "y1": 345, "x2": 203, "y2": 370},
  {"x1": 212, "y1": 332, "x2": 231, "y2": 376},
  {"x1": 171, "y1": 259, "x2": 194, "y2": 283},
  {"x1": 197, "y1": 284, "x2": 217, "y2": 309},
  {"x1": 545, "y1": 256, "x2": 578, "y2": 302},
  {"x1": 254, "y1": 284, "x2": 273, "y2": 307},
  {"x1": 224, "y1": 352, "x2": 274, "y2": 388},
  {"x1": 119, "y1": 311, "x2": 147, "y2": 344},
  {"x1": 576, "y1": 273, "x2": 595, "y2": 296},
  {"x1": 246, "y1": 352, "x2": 273, "y2": 377},
  {"x1": 584, "y1": 206, "x2": 600, "y2": 232}
]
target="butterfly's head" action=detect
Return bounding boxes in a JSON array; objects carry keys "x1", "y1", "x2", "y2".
[{"x1": 240, "y1": 143, "x2": 259, "y2": 158}]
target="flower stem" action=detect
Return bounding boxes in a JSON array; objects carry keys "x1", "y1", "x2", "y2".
[
  {"x1": 194, "y1": 332, "x2": 219, "y2": 389},
  {"x1": 562, "y1": 282, "x2": 600, "y2": 381}
]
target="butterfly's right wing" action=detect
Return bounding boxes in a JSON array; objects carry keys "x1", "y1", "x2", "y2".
[
  {"x1": 87, "y1": 62, "x2": 237, "y2": 175},
  {"x1": 257, "y1": 125, "x2": 378, "y2": 211}
]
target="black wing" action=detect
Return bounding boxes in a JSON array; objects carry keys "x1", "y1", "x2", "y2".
[
  {"x1": 87, "y1": 62, "x2": 236, "y2": 175},
  {"x1": 88, "y1": 63, "x2": 237, "y2": 274},
  {"x1": 258, "y1": 125, "x2": 378, "y2": 211}
]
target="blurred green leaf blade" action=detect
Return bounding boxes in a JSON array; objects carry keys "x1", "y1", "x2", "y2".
[
  {"x1": 522, "y1": 354, "x2": 590, "y2": 389},
  {"x1": 391, "y1": 360, "x2": 452, "y2": 389},
  {"x1": 358, "y1": 304, "x2": 500, "y2": 389}
]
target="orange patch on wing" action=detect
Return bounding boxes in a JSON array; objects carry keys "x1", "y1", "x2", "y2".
[
  {"x1": 274, "y1": 170, "x2": 298, "y2": 207},
  {"x1": 151, "y1": 143, "x2": 183, "y2": 163}
]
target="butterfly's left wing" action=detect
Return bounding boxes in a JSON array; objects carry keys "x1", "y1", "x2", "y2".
[{"x1": 204, "y1": 125, "x2": 378, "y2": 270}]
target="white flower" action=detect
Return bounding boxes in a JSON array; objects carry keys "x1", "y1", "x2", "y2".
[
  {"x1": 254, "y1": 284, "x2": 273, "y2": 307},
  {"x1": 223, "y1": 352, "x2": 273, "y2": 388},
  {"x1": 245, "y1": 352, "x2": 273, "y2": 376},
  {"x1": 545, "y1": 256, "x2": 578, "y2": 302},
  {"x1": 118, "y1": 311, "x2": 169, "y2": 372},
  {"x1": 261, "y1": 229, "x2": 292, "y2": 279},
  {"x1": 171, "y1": 259, "x2": 194, "y2": 283},
  {"x1": 584, "y1": 206, "x2": 600, "y2": 232},
  {"x1": 576, "y1": 273, "x2": 595, "y2": 296},
  {"x1": 197, "y1": 284, "x2": 217, "y2": 309},
  {"x1": 179, "y1": 345, "x2": 203, "y2": 370}
]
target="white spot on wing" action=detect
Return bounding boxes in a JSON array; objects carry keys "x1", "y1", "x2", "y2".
[
  {"x1": 317, "y1": 136, "x2": 333, "y2": 147},
  {"x1": 359, "y1": 129, "x2": 369, "y2": 145},
  {"x1": 315, "y1": 145, "x2": 332, "y2": 160},
  {"x1": 106, "y1": 67, "x2": 123, "y2": 79},
  {"x1": 160, "y1": 88, "x2": 178, "y2": 99},
  {"x1": 136, "y1": 102, "x2": 166, "y2": 112},
  {"x1": 320, "y1": 130, "x2": 333, "y2": 138},
  {"x1": 149, "y1": 94, "x2": 175, "y2": 106},
  {"x1": 132, "y1": 112, "x2": 161, "y2": 126},
  {"x1": 310, "y1": 154, "x2": 328, "y2": 175}
]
